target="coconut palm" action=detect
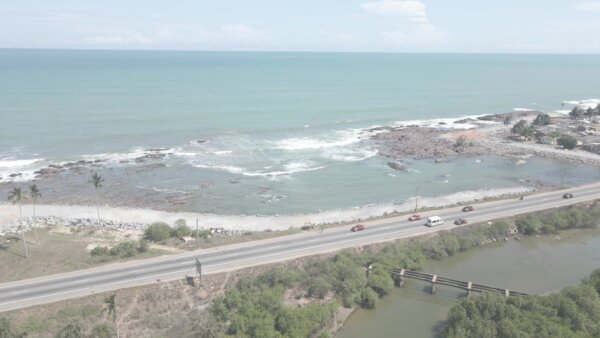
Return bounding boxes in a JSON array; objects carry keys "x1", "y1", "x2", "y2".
[
  {"x1": 29, "y1": 184, "x2": 41, "y2": 244},
  {"x1": 103, "y1": 294, "x2": 120, "y2": 338},
  {"x1": 503, "y1": 115, "x2": 512, "y2": 133},
  {"x1": 8, "y1": 187, "x2": 28, "y2": 258},
  {"x1": 90, "y1": 173, "x2": 104, "y2": 226}
]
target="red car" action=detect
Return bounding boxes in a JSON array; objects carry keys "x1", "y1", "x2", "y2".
[
  {"x1": 408, "y1": 214, "x2": 423, "y2": 221},
  {"x1": 351, "y1": 224, "x2": 366, "y2": 232}
]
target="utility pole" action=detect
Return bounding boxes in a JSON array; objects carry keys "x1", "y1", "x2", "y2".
[
  {"x1": 195, "y1": 258, "x2": 202, "y2": 285},
  {"x1": 196, "y1": 218, "x2": 200, "y2": 249},
  {"x1": 560, "y1": 166, "x2": 567, "y2": 188},
  {"x1": 415, "y1": 185, "x2": 419, "y2": 212}
]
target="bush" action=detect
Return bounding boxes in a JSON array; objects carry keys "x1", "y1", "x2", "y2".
[
  {"x1": 109, "y1": 241, "x2": 137, "y2": 258},
  {"x1": 557, "y1": 135, "x2": 577, "y2": 150},
  {"x1": 89, "y1": 324, "x2": 114, "y2": 338},
  {"x1": 138, "y1": 239, "x2": 150, "y2": 253},
  {"x1": 173, "y1": 224, "x2": 192, "y2": 237},
  {"x1": 454, "y1": 136, "x2": 468, "y2": 148},
  {"x1": 144, "y1": 222, "x2": 173, "y2": 242},
  {"x1": 55, "y1": 323, "x2": 85, "y2": 338},
  {"x1": 90, "y1": 246, "x2": 110, "y2": 256},
  {"x1": 533, "y1": 113, "x2": 552, "y2": 126},
  {"x1": 367, "y1": 268, "x2": 394, "y2": 297},
  {"x1": 306, "y1": 277, "x2": 331, "y2": 299},
  {"x1": 360, "y1": 288, "x2": 378, "y2": 309}
]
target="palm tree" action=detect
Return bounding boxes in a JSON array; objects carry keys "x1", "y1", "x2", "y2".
[
  {"x1": 8, "y1": 187, "x2": 28, "y2": 258},
  {"x1": 503, "y1": 115, "x2": 512, "y2": 133},
  {"x1": 29, "y1": 184, "x2": 41, "y2": 244},
  {"x1": 103, "y1": 294, "x2": 120, "y2": 338},
  {"x1": 91, "y1": 173, "x2": 104, "y2": 226}
]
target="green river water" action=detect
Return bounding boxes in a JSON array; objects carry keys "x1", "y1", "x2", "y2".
[{"x1": 337, "y1": 229, "x2": 600, "y2": 338}]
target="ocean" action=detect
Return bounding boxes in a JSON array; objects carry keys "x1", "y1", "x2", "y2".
[{"x1": 1, "y1": 49, "x2": 600, "y2": 216}]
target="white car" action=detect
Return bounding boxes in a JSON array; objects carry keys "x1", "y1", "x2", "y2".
[{"x1": 426, "y1": 216, "x2": 444, "y2": 227}]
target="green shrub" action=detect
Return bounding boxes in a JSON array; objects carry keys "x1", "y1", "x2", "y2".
[
  {"x1": 109, "y1": 241, "x2": 137, "y2": 258},
  {"x1": 138, "y1": 239, "x2": 150, "y2": 253},
  {"x1": 90, "y1": 246, "x2": 110, "y2": 256},
  {"x1": 306, "y1": 277, "x2": 331, "y2": 299},
  {"x1": 533, "y1": 113, "x2": 552, "y2": 126},
  {"x1": 360, "y1": 288, "x2": 378, "y2": 309},
  {"x1": 557, "y1": 135, "x2": 577, "y2": 150},
  {"x1": 144, "y1": 222, "x2": 173, "y2": 242},
  {"x1": 89, "y1": 324, "x2": 114, "y2": 338},
  {"x1": 173, "y1": 224, "x2": 192, "y2": 237}
]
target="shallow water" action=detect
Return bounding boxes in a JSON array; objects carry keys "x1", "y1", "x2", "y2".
[{"x1": 337, "y1": 229, "x2": 600, "y2": 338}]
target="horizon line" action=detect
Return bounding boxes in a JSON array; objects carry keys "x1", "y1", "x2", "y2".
[{"x1": 1, "y1": 47, "x2": 600, "y2": 56}]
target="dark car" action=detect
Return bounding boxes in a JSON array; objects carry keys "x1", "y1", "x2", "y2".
[
  {"x1": 462, "y1": 205, "x2": 474, "y2": 212},
  {"x1": 563, "y1": 193, "x2": 574, "y2": 199},
  {"x1": 454, "y1": 218, "x2": 468, "y2": 225},
  {"x1": 408, "y1": 214, "x2": 423, "y2": 221},
  {"x1": 351, "y1": 224, "x2": 366, "y2": 232}
]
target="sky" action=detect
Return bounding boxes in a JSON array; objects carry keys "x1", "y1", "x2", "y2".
[{"x1": 1, "y1": 0, "x2": 600, "y2": 53}]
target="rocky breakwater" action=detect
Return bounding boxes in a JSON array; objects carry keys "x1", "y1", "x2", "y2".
[{"x1": 0, "y1": 216, "x2": 148, "y2": 236}]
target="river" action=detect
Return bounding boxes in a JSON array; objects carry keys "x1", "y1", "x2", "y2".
[{"x1": 337, "y1": 229, "x2": 600, "y2": 338}]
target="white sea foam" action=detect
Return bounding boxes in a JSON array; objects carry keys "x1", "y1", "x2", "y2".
[
  {"x1": 562, "y1": 98, "x2": 600, "y2": 110},
  {"x1": 274, "y1": 129, "x2": 368, "y2": 151},
  {"x1": 192, "y1": 161, "x2": 324, "y2": 178},
  {"x1": 393, "y1": 114, "x2": 497, "y2": 130},
  {"x1": 0, "y1": 158, "x2": 46, "y2": 183},
  {"x1": 0, "y1": 158, "x2": 44, "y2": 168},
  {"x1": 513, "y1": 108, "x2": 536, "y2": 112}
]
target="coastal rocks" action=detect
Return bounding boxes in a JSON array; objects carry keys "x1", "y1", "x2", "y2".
[
  {"x1": 0, "y1": 216, "x2": 148, "y2": 235},
  {"x1": 372, "y1": 126, "x2": 491, "y2": 160},
  {"x1": 387, "y1": 162, "x2": 408, "y2": 172}
]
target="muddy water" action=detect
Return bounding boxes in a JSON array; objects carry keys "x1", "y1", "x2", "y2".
[{"x1": 337, "y1": 229, "x2": 600, "y2": 338}]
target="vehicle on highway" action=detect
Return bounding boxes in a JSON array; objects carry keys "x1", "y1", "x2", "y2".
[
  {"x1": 351, "y1": 224, "x2": 366, "y2": 232},
  {"x1": 425, "y1": 216, "x2": 444, "y2": 227},
  {"x1": 462, "y1": 205, "x2": 474, "y2": 212},
  {"x1": 563, "y1": 193, "x2": 574, "y2": 199},
  {"x1": 454, "y1": 218, "x2": 468, "y2": 225},
  {"x1": 408, "y1": 214, "x2": 423, "y2": 221}
]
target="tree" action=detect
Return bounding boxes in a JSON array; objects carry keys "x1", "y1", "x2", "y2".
[
  {"x1": 144, "y1": 222, "x2": 173, "y2": 242},
  {"x1": 587, "y1": 107, "x2": 595, "y2": 120},
  {"x1": 29, "y1": 184, "x2": 41, "y2": 244},
  {"x1": 569, "y1": 107, "x2": 584, "y2": 120},
  {"x1": 503, "y1": 114, "x2": 512, "y2": 129},
  {"x1": 8, "y1": 187, "x2": 28, "y2": 258},
  {"x1": 103, "y1": 294, "x2": 120, "y2": 338},
  {"x1": 533, "y1": 113, "x2": 551, "y2": 126},
  {"x1": 557, "y1": 135, "x2": 578, "y2": 150},
  {"x1": 511, "y1": 120, "x2": 535, "y2": 140},
  {"x1": 90, "y1": 173, "x2": 104, "y2": 226}
]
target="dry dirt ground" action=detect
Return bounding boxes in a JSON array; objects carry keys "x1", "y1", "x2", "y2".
[{"x1": 0, "y1": 226, "x2": 167, "y2": 283}]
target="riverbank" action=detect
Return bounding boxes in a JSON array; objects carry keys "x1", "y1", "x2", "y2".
[{"x1": 3, "y1": 200, "x2": 599, "y2": 337}]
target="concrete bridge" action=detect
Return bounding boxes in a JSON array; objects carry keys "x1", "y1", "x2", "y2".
[{"x1": 391, "y1": 268, "x2": 528, "y2": 297}]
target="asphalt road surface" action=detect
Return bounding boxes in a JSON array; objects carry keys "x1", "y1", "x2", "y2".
[{"x1": 2, "y1": 182, "x2": 600, "y2": 312}]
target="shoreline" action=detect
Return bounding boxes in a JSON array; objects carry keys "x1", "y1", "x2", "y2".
[{"x1": 0, "y1": 186, "x2": 534, "y2": 233}]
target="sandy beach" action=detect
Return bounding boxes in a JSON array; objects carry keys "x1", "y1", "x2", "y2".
[{"x1": 0, "y1": 186, "x2": 532, "y2": 233}]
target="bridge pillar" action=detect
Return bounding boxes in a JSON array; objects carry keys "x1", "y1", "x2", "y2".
[
  {"x1": 431, "y1": 275, "x2": 437, "y2": 295},
  {"x1": 505, "y1": 289, "x2": 510, "y2": 297},
  {"x1": 467, "y1": 282, "x2": 472, "y2": 297}
]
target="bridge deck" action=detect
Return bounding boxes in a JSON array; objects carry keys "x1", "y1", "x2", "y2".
[{"x1": 390, "y1": 268, "x2": 528, "y2": 297}]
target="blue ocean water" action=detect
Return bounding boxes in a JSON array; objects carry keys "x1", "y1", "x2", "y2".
[{"x1": 1, "y1": 49, "x2": 599, "y2": 215}]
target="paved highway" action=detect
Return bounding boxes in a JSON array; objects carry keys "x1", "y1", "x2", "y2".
[{"x1": 2, "y1": 182, "x2": 600, "y2": 312}]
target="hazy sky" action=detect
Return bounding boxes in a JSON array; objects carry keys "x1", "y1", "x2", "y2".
[{"x1": 2, "y1": 0, "x2": 600, "y2": 53}]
